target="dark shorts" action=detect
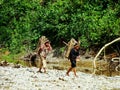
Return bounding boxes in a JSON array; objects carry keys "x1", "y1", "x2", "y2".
[{"x1": 70, "y1": 59, "x2": 76, "y2": 68}]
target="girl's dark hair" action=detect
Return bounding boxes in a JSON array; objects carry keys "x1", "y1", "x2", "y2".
[{"x1": 74, "y1": 43, "x2": 78, "y2": 46}]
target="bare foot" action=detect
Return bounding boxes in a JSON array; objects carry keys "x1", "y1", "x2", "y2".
[
  {"x1": 75, "y1": 75, "x2": 78, "y2": 77},
  {"x1": 66, "y1": 73, "x2": 69, "y2": 76},
  {"x1": 37, "y1": 71, "x2": 42, "y2": 73},
  {"x1": 44, "y1": 71, "x2": 47, "y2": 73}
]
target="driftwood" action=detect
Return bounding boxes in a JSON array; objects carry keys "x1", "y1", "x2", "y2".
[
  {"x1": 63, "y1": 38, "x2": 80, "y2": 58},
  {"x1": 63, "y1": 41, "x2": 68, "y2": 46},
  {"x1": 93, "y1": 37, "x2": 120, "y2": 74},
  {"x1": 0, "y1": 60, "x2": 9, "y2": 66},
  {"x1": 36, "y1": 36, "x2": 49, "y2": 52}
]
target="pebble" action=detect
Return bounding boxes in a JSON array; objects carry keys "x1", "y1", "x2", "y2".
[{"x1": 0, "y1": 66, "x2": 120, "y2": 90}]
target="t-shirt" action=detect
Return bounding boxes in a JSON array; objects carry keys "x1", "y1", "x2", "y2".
[{"x1": 69, "y1": 48, "x2": 79, "y2": 60}]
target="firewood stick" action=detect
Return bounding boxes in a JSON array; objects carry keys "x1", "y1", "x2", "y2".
[{"x1": 63, "y1": 41, "x2": 68, "y2": 46}]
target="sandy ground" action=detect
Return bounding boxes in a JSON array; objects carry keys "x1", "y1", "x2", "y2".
[{"x1": 0, "y1": 65, "x2": 120, "y2": 90}]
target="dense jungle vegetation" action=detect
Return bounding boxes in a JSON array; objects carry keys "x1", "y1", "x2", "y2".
[{"x1": 0, "y1": 0, "x2": 120, "y2": 54}]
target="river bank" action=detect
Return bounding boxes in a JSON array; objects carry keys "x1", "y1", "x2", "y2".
[{"x1": 0, "y1": 65, "x2": 120, "y2": 90}]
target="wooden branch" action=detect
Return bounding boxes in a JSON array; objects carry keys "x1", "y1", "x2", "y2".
[
  {"x1": 93, "y1": 37, "x2": 120, "y2": 74},
  {"x1": 63, "y1": 41, "x2": 68, "y2": 46}
]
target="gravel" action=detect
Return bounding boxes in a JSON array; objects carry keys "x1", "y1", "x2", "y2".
[{"x1": 0, "y1": 66, "x2": 120, "y2": 90}]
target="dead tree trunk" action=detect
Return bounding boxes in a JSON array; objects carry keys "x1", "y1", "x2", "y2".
[{"x1": 93, "y1": 37, "x2": 120, "y2": 74}]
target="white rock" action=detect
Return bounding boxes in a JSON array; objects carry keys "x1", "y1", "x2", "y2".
[{"x1": 0, "y1": 66, "x2": 120, "y2": 90}]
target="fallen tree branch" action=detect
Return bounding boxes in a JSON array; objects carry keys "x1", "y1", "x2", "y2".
[{"x1": 93, "y1": 37, "x2": 120, "y2": 74}]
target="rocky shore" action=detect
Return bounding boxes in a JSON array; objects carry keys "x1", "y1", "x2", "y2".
[{"x1": 0, "y1": 65, "x2": 120, "y2": 90}]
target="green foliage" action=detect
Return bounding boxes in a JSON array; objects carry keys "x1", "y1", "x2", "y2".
[
  {"x1": 80, "y1": 36, "x2": 90, "y2": 48},
  {"x1": 1, "y1": 54, "x2": 25, "y2": 65},
  {"x1": 0, "y1": 48, "x2": 26, "y2": 65},
  {"x1": 2, "y1": 54, "x2": 16, "y2": 63},
  {"x1": 0, "y1": 0, "x2": 120, "y2": 53}
]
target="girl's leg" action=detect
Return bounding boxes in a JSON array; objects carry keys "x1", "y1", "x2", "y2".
[
  {"x1": 73, "y1": 68, "x2": 77, "y2": 77},
  {"x1": 66, "y1": 67, "x2": 72, "y2": 76}
]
